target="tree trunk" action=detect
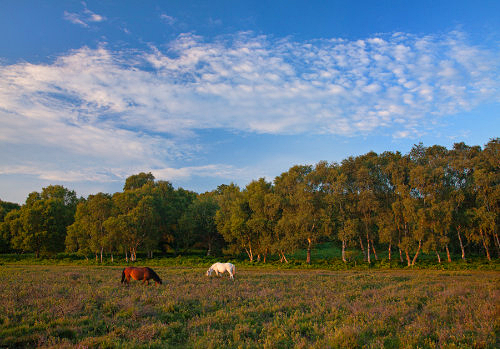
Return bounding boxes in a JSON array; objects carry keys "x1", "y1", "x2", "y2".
[
  {"x1": 366, "y1": 234, "x2": 371, "y2": 264},
  {"x1": 100, "y1": 247, "x2": 103, "y2": 263},
  {"x1": 494, "y1": 232, "x2": 500, "y2": 257},
  {"x1": 445, "y1": 244, "x2": 451, "y2": 263},
  {"x1": 359, "y1": 236, "x2": 366, "y2": 260},
  {"x1": 436, "y1": 250, "x2": 441, "y2": 263},
  {"x1": 306, "y1": 238, "x2": 312, "y2": 264},
  {"x1": 405, "y1": 248, "x2": 411, "y2": 267},
  {"x1": 480, "y1": 229, "x2": 491, "y2": 261},
  {"x1": 388, "y1": 243, "x2": 392, "y2": 261},
  {"x1": 411, "y1": 240, "x2": 422, "y2": 266},
  {"x1": 280, "y1": 250, "x2": 289, "y2": 263},
  {"x1": 457, "y1": 229, "x2": 465, "y2": 260},
  {"x1": 245, "y1": 247, "x2": 253, "y2": 262},
  {"x1": 125, "y1": 250, "x2": 128, "y2": 263},
  {"x1": 95, "y1": 253, "x2": 98, "y2": 262},
  {"x1": 371, "y1": 239, "x2": 378, "y2": 260},
  {"x1": 207, "y1": 241, "x2": 212, "y2": 256},
  {"x1": 399, "y1": 246, "x2": 404, "y2": 263},
  {"x1": 111, "y1": 253, "x2": 114, "y2": 263},
  {"x1": 342, "y1": 240, "x2": 346, "y2": 263}
]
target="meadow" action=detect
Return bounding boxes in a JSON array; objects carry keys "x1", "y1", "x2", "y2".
[{"x1": 0, "y1": 265, "x2": 498, "y2": 348}]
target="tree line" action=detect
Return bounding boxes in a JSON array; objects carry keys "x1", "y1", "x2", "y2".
[{"x1": 0, "y1": 139, "x2": 498, "y2": 265}]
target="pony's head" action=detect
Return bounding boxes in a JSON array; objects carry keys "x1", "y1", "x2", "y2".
[
  {"x1": 147, "y1": 267, "x2": 163, "y2": 285},
  {"x1": 206, "y1": 268, "x2": 213, "y2": 276}
]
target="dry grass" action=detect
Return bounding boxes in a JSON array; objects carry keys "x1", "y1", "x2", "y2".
[{"x1": 0, "y1": 265, "x2": 498, "y2": 348}]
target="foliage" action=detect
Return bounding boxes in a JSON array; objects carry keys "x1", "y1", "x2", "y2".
[
  {"x1": 178, "y1": 193, "x2": 221, "y2": 256},
  {"x1": 1, "y1": 139, "x2": 499, "y2": 266},
  {"x1": 5, "y1": 185, "x2": 77, "y2": 257}
]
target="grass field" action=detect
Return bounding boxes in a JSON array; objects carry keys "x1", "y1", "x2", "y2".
[{"x1": 0, "y1": 265, "x2": 498, "y2": 348}]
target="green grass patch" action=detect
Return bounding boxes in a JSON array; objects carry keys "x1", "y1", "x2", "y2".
[{"x1": 1, "y1": 243, "x2": 499, "y2": 272}]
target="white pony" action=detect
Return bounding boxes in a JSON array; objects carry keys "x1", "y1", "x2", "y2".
[{"x1": 206, "y1": 262, "x2": 236, "y2": 280}]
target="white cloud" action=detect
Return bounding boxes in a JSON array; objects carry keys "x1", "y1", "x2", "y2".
[
  {"x1": 63, "y1": 11, "x2": 89, "y2": 27},
  {"x1": 160, "y1": 14, "x2": 176, "y2": 25},
  {"x1": 152, "y1": 164, "x2": 246, "y2": 181},
  {"x1": 63, "y1": 4, "x2": 106, "y2": 28},
  {"x1": 0, "y1": 30, "x2": 498, "y2": 188},
  {"x1": 393, "y1": 130, "x2": 411, "y2": 139},
  {"x1": 0, "y1": 165, "x2": 115, "y2": 183}
]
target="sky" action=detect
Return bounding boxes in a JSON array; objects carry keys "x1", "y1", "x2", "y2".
[{"x1": 1, "y1": 1, "x2": 499, "y2": 204}]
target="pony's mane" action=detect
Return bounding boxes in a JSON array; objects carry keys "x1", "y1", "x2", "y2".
[{"x1": 146, "y1": 267, "x2": 161, "y2": 282}]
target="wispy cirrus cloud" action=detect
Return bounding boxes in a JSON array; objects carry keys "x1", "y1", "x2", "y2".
[
  {"x1": 160, "y1": 13, "x2": 176, "y2": 26},
  {"x1": 0, "y1": 31, "x2": 498, "y2": 187},
  {"x1": 63, "y1": 3, "x2": 106, "y2": 28},
  {"x1": 152, "y1": 164, "x2": 248, "y2": 181}
]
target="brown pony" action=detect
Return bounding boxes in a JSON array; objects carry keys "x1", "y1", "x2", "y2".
[{"x1": 121, "y1": 267, "x2": 162, "y2": 286}]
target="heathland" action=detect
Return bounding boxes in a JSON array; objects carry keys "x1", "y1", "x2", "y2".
[{"x1": 0, "y1": 264, "x2": 498, "y2": 348}]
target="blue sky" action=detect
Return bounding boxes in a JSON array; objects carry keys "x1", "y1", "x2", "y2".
[{"x1": 1, "y1": 0, "x2": 499, "y2": 204}]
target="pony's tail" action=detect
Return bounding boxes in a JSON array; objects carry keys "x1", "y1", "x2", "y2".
[{"x1": 121, "y1": 269, "x2": 125, "y2": 283}]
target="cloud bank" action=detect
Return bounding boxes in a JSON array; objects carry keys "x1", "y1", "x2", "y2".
[{"x1": 0, "y1": 31, "x2": 498, "y2": 185}]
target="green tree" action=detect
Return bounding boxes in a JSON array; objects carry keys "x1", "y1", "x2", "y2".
[
  {"x1": 274, "y1": 165, "x2": 326, "y2": 264},
  {"x1": 390, "y1": 151, "x2": 420, "y2": 266},
  {"x1": 0, "y1": 209, "x2": 21, "y2": 253},
  {"x1": 65, "y1": 198, "x2": 91, "y2": 257},
  {"x1": 11, "y1": 186, "x2": 77, "y2": 257},
  {"x1": 353, "y1": 152, "x2": 384, "y2": 263},
  {"x1": 472, "y1": 138, "x2": 499, "y2": 259},
  {"x1": 377, "y1": 151, "x2": 402, "y2": 261},
  {"x1": 123, "y1": 172, "x2": 155, "y2": 191},
  {"x1": 178, "y1": 193, "x2": 221, "y2": 255},
  {"x1": 152, "y1": 180, "x2": 178, "y2": 252},
  {"x1": 66, "y1": 193, "x2": 113, "y2": 262},
  {"x1": 448, "y1": 142, "x2": 481, "y2": 260},
  {"x1": 245, "y1": 178, "x2": 280, "y2": 262},
  {"x1": 167, "y1": 186, "x2": 197, "y2": 254},
  {"x1": 0, "y1": 200, "x2": 21, "y2": 222},
  {"x1": 106, "y1": 189, "x2": 158, "y2": 261},
  {"x1": 215, "y1": 184, "x2": 255, "y2": 259}
]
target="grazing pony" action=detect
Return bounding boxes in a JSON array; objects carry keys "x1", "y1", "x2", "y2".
[
  {"x1": 121, "y1": 267, "x2": 162, "y2": 286},
  {"x1": 206, "y1": 262, "x2": 236, "y2": 280}
]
